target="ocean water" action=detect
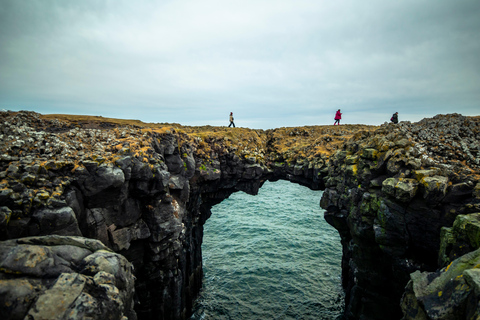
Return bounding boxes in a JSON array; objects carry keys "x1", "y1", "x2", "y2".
[{"x1": 191, "y1": 179, "x2": 344, "y2": 320}]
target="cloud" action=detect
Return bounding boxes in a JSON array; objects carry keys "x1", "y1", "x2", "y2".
[{"x1": 1, "y1": 0, "x2": 479, "y2": 128}]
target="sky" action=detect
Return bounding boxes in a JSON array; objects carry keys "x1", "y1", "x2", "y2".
[{"x1": 1, "y1": 0, "x2": 479, "y2": 129}]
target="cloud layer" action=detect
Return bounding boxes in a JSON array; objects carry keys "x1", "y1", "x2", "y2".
[{"x1": 1, "y1": 0, "x2": 479, "y2": 128}]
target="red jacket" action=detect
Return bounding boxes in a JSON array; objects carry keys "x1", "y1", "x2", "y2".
[{"x1": 335, "y1": 111, "x2": 342, "y2": 120}]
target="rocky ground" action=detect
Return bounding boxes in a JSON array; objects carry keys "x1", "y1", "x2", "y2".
[
  {"x1": 1, "y1": 110, "x2": 480, "y2": 320},
  {"x1": 0, "y1": 110, "x2": 373, "y2": 226}
]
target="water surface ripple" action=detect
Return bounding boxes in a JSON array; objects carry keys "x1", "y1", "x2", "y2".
[{"x1": 191, "y1": 180, "x2": 344, "y2": 320}]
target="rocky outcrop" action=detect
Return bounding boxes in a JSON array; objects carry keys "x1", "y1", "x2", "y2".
[
  {"x1": 0, "y1": 110, "x2": 479, "y2": 320},
  {"x1": 320, "y1": 114, "x2": 480, "y2": 319},
  {"x1": 0, "y1": 235, "x2": 135, "y2": 320},
  {"x1": 401, "y1": 213, "x2": 480, "y2": 319}
]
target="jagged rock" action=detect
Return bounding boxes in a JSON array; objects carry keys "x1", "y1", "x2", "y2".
[
  {"x1": 321, "y1": 115, "x2": 480, "y2": 319},
  {"x1": 31, "y1": 206, "x2": 82, "y2": 236},
  {"x1": 401, "y1": 248, "x2": 480, "y2": 320},
  {"x1": 169, "y1": 175, "x2": 186, "y2": 190},
  {"x1": 165, "y1": 154, "x2": 184, "y2": 174},
  {"x1": 0, "y1": 206, "x2": 11, "y2": 227},
  {"x1": 361, "y1": 148, "x2": 378, "y2": 160},
  {"x1": 0, "y1": 111, "x2": 479, "y2": 320},
  {"x1": 474, "y1": 183, "x2": 480, "y2": 199},
  {"x1": 0, "y1": 235, "x2": 136, "y2": 320},
  {"x1": 420, "y1": 175, "x2": 449, "y2": 202},
  {"x1": 439, "y1": 213, "x2": 480, "y2": 267},
  {"x1": 79, "y1": 164, "x2": 125, "y2": 196},
  {"x1": 382, "y1": 178, "x2": 419, "y2": 202}
]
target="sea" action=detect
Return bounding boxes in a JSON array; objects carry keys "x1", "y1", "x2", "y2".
[{"x1": 190, "y1": 179, "x2": 344, "y2": 320}]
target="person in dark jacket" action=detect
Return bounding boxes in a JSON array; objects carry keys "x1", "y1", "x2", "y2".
[
  {"x1": 228, "y1": 112, "x2": 235, "y2": 127},
  {"x1": 334, "y1": 109, "x2": 342, "y2": 125},
  {"x1": 391, "y1": 112, "x2": 399, "y2": 124}
]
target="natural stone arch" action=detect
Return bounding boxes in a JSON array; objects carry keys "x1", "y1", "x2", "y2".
[{"x1": 1, "y1": 111, "x2": 480, "y2": 320}]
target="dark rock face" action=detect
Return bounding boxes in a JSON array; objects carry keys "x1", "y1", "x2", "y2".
[
  {"x1": 320, "y1": 115, "x2": 480, "y2": 319},
  {"x1": 0, "y1": 111, "x2": 479, "y2": 320}
]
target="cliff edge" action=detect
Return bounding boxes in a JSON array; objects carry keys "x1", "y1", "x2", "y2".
[{"x1": 0, "y1": 110, "x2": 479, "y2": 319}]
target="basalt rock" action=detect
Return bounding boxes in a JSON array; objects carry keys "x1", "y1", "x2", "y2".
[
  {"x1": 401, "y1": 213, "x2": 480, "y2": 319},
  {"x1": 0, "y1": 235, "x2": 135, "y2": 320},
  {"x1": 320, "y1": 114, "x2": 480, "y2": 319},
  {"x1": 0, "y1": 110, "x2": 479, "y2": 320}
]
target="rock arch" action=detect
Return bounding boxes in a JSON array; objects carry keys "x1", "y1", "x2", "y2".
[{"x1": 1, "y1": 111, "x2": 480, "y2": 319}]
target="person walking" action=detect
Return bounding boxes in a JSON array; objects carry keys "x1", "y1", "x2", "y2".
[
  {"x1": 390, "y1": 112, "x2": 399, "y2": 124},
  {"x1": 334, "y1": 109, "x2": 342, "y2": 125},
  {"x1": 228, "y1": 112, "x2": 235, "y2": 127}
]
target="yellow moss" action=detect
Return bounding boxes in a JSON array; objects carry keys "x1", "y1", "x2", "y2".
[
  {"x1": 71, "y1": 163, "x2": 82, "y2": 173},
  {"x1": 0, "y1": 268, "x2": 22, "y2": 275},
  {"x1": 445, "y1": 261, "x2": 453, "y2": 272},
  {"x1": 36, "y1": 190, "x2": 50, "y2": 200}
]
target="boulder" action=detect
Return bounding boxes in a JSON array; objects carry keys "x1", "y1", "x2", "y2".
[
  {"x1": 0, "y1": 235, "x2": 136, "y2": 320},
  {"x1": 31, "y1": 206, "x2": 82, "y2": 236},
  {"x1": 79, "y1": 164, "x2": 125, "y2": 196},
  {"x1": 401, "y1": 248, "x2": 480, "y2": 320},
  {"x1": 382, "y1": 178, "x2": 419, "y2": 202},
  {"x1": 420, "y1": 176, "x2": 449, "y2": 202}
]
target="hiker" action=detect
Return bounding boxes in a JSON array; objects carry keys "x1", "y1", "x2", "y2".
[
  {"x1": 391, "y1": 112, "x2": 399, "y2": 124},
  {"x1": 334, "y1": 109, "x2": 342, "y2": 125},
  {"x1": 228, "y1": 112, "x2": 235, "y2": 127}
]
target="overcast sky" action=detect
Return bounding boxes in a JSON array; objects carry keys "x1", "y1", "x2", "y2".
[{"x1": 1, "y1": 1, "x2": 479, "y2": 129}]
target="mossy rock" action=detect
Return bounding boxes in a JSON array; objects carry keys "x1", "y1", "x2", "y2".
[
  {"x1": 414, "y1": 168, "x2": 439, "y2": 181},
  {"x1": 345, "y1": 155, "x2": 359, "y2": 165},
  {"x1": 345, "y1": 164, "x2": 358, "y2": 176},
  {"x1": 382, "y1": 178, "x2": 418, "y2": 202},
  {"x1": 402, "y1": 248, "x2": 480, "y2": 319},
  {"x1": 439, "y1": 213, "x2": 480, "y2": 267},
  {"x1": 474, "y1": 182, "x2": 480, "y2": 199},
  {"x1": 420, "y1": 175, "x2": 448, "y2": 201},
  {"x1": 361, "y1": 148, "x2": 378, "y2": 160}
]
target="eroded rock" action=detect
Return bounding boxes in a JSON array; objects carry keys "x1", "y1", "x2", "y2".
[
  {"x1": 0, "y1": 235, "x2": 136, "y2": 320},
  {"x1": 0, "y1": 111, "x2": 479, "y2": 320}
]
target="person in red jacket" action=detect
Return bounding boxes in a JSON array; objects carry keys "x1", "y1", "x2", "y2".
[{"x1": 334, "y1": 109, "x2": 342, "y2": 125}]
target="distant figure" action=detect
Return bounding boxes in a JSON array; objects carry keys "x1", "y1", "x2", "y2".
[
  {"x1": 391, "y1": 112, "x2": 399, "y2": 124},
  {"x1": 334, "y1": 109, "x2": 342, "y2": 125},
  {"x1": 228, "y1": 112, "x2": 235, "y2": 127}
]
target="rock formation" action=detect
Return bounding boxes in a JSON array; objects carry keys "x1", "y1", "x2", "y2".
[
  {"x1": 0, "y1": 235, "x2": 136, "y2": 320},
  {"x1": 0, "y1": 110, "x2": 479, "y2": 319},
  {"x1": 401, "y1": 213, "x2": 480, "y2": 319},
  {"x1": 320, "y1": 114, "x2": 480, "y2": 319}
]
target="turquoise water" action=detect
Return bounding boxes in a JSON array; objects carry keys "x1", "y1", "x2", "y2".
[{"x1": 191, "y1": 180, "x2": 344, "y2": 320}]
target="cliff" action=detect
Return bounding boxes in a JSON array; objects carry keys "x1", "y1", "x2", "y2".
[
  {"x1": 0, "y1": 110, "x2": 479, "y2": 319},
  {"x1": 319, "y1": 114, "x2": 480, "y2": 319}
]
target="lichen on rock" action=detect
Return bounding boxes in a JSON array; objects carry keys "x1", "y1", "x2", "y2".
[{"x1": 0, "y1": 110, "x2": 479, "y2": 320}]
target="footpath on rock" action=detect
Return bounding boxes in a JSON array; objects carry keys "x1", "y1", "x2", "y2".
[{"x1": 0, "y1": 110, "x2": 479, "y2": 320}]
